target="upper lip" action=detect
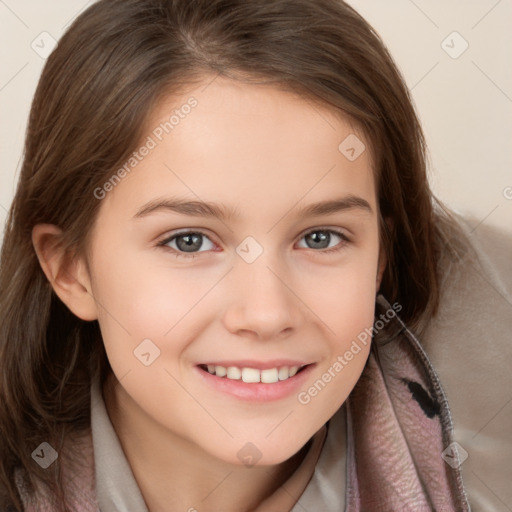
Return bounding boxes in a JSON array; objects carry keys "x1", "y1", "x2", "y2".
[{"x1": 197, "y1": 360, "x2": 312, "y2": 370}]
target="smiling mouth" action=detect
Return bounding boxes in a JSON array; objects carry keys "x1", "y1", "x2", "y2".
[{"x1": 197, "y1": 363, "x2": 311, "y2": 383}]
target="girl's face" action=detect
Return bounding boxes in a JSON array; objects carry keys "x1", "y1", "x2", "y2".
[{"x1": 83, "y1": 75, "x2": 384, "y2": 465}]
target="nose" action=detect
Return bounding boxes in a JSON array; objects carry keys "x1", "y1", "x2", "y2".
[{"x1": 222, "y1": 253, "x2": 305, "y2": 341}]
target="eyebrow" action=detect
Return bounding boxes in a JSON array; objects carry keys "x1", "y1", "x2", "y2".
[{"x1": 133, "y1": 194, "x2": 373, "y2": 221}]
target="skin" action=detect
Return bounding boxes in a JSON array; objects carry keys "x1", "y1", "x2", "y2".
[{"x1": 33, "y1": 74, "x2": 386, "y2": 512}]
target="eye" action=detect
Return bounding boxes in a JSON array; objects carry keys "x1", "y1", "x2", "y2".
[
  {"x1": 157, "y1": 230, "x2": 216, "y2": 258},
  {"x1": 156, "y1": 227, "x2": 350, "y2": 259},
  {"x1": 296, "y1": 228, "x2": 350, "y2": 254}
]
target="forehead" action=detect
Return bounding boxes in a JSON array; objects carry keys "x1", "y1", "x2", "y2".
[
  {"x1": 147, "y1": 75, "x2": 372, "y2": 161},
  {"x1": 99, "y1": 75, "x2": 377, "y2": 223}
]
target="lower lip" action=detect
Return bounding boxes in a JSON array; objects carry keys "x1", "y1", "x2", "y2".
[{"x1": 194, "y1": 364, "x2": 316, "y2": 402}]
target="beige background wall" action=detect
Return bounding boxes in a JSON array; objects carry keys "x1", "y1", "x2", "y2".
[{"x1": 1, "y1": 0, "x2": 511, "y2": 236}]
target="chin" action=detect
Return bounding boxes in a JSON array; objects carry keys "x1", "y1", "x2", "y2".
[{"x1": 210, "y1": 436, "x2": 309, "y2": 469}]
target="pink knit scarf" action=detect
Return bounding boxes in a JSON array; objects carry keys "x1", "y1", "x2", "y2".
[{"x1": 345, "y1": 295, "x2": 470, "y2": 511}]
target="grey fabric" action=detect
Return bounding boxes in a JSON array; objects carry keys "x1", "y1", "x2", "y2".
[
  {"x1": 415, "y1": 216, "x2": 512, "y2": 510},
  {"x1": 291, "y1": 404, "x2": 346, "y2": 511},
  {"x1": 91, "y1": 377, "x2": 150, "y2": 512}
]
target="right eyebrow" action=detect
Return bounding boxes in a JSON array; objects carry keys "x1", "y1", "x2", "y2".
[{"x1": 132, "y1": 197, "x2": 241, "y2": 221}]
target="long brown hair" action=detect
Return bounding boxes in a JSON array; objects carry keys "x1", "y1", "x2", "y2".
[{"x1": 0, "y1": 0, "x2": 459, "y2": 508}]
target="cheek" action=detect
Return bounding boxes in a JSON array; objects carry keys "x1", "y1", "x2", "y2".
[
  {"x1": 304, "y1": 248, "x2": 378, "y2": 400},
  {"x1": 311, "y1": 244, "x2": 379, "y2": 337},
  {"x1": 90, "y1": 250, "x2": 198, "y2": 367},
  {"x1": 331, "y1": 265, "x2": 377, "y2": 344}
]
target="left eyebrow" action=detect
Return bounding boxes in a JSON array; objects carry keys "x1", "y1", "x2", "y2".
[
  {"x1": 132, "y1": 194, "x2": 373, "y2": 221},
  {"x1": 297, "y1": 195, "x2": 373, "y2": 217}
]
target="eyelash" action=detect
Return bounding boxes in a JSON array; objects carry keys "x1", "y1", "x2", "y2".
[{"x1": 156, "y1": 228, "x2": 351, "y2": 259}]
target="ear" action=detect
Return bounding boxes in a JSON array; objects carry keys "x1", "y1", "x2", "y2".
[{"x1": 32, "y1": 224, "x2": 98, "y2": 321}]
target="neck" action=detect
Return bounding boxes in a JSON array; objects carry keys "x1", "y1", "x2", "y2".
[{"x1": 102, "y1": 372, "x2": 313, "y2": 512}]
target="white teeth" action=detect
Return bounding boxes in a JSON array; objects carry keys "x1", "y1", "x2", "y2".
[
  {"x1": 242, "y1": 367, "x2": 260, "y2": 383},
  {"x1": 215, "y1": 365, "x2": 227, "y2": 377},
  {"x1": 278, "y1": 366, "x2": 289, "y2": 380},
  {"x1": 226, "y1": 366, "x2": 242, "y2": 380},
  {"x1": 204, "y1": 364, "x2": 306, "y2": 382},
  {"x1": 261, "y1": 368, "x2": 279, "y2": 383}
]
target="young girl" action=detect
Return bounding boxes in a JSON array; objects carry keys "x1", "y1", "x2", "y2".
[{"x1": 1, "y1": 0, "x2": 510, "y2": 510}]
